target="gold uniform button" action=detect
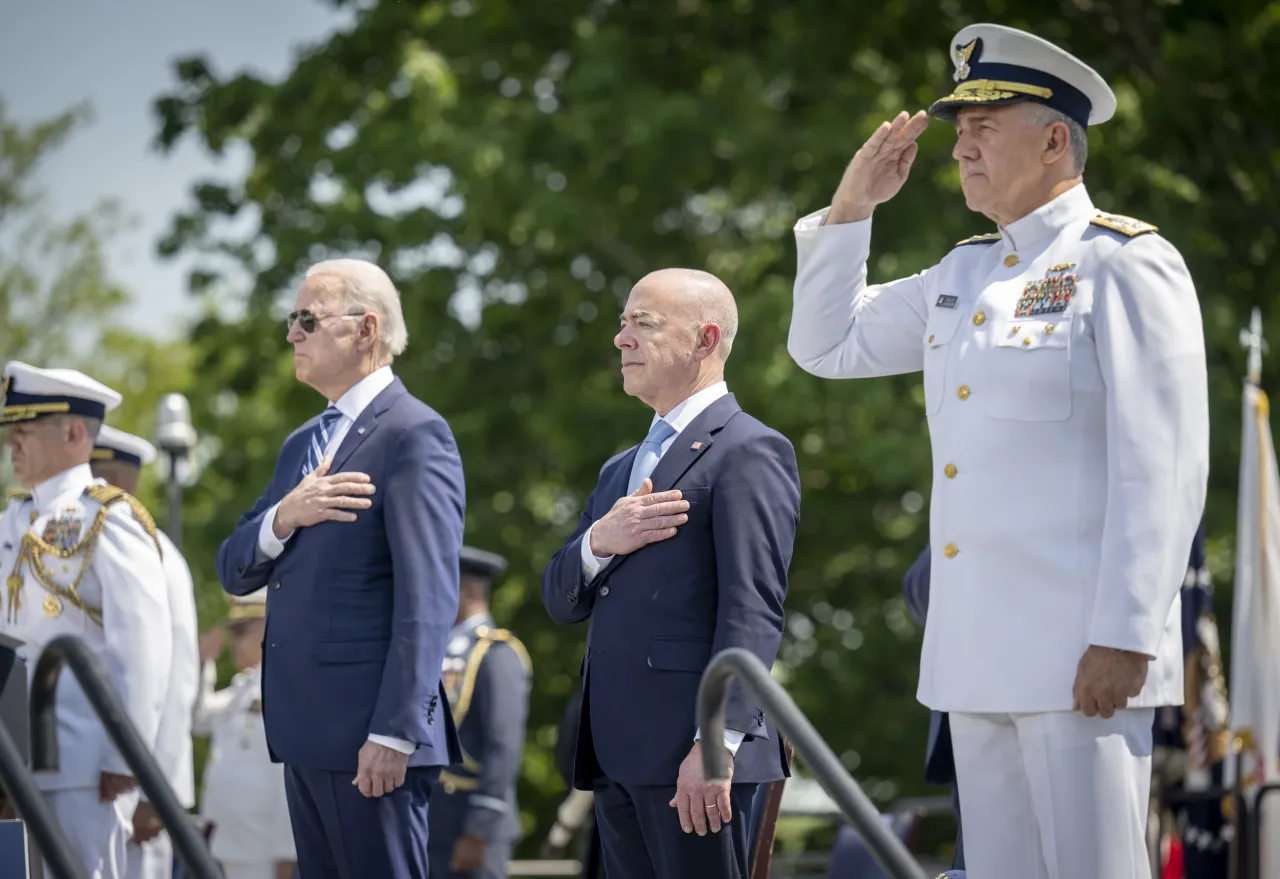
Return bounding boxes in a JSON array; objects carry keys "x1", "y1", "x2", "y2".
[
  {"x1": 957, "y1": 385, "x2": 971, "y2": 400},
  {"x1": 1023, "y1": 337, "x2": 1031, "y2": 346},
  {"x1": 943, "y1": 543, "x2": 958, "y2": 559},
  {"x1": 1004, "y1": 254, "x2": 1019, "y2": 267},
  {"x1": 944, "y1": 464, "x2": 957, "y2": 479},
  {"x1": 928, "y1": 334, "x2": 935, "y2": 343},
  {"x1": 1044, "y1": 324, "x2": 1056, "y2": 335},
  {"x1": 972, "y1": 311, "x2": 986, "y2": 326}
]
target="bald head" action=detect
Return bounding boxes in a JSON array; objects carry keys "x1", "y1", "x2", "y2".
[
  {"x1": 615, "y1": 267, "x2": 739, "y2": 415},
  {"x1": 634, "y1": 268, "x2": 739, "y2": 360}
]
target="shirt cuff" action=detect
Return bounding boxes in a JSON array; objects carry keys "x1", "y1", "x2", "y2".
[
  {"x1": 694, "y1": 726, "x2": 745, "y2": 757},
  {"x1": 257, "y1": 503, "x2": 292, "y2": 560},
  {"x1": 579, "y1": 524, "x2": 614, "y2": 580},
  {"x1": 368, "y1": 733, "x2": 416, "y2": 755}
]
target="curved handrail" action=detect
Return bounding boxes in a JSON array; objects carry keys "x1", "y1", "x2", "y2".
[
  {"x1": 0, "y1": 714, "x2": 88, "y2": 879},
  {"x1": 30, "y1": 635, "x2": 224, "y2": 879},
  {"x1": 696, "y1": 647, "x2": 929, "y2": 879}
]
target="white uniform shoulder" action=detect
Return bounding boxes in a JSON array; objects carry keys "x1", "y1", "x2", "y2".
[
  {"x1": 1088, "y1": 212, "x2": 1159, "y2": 241},
  {"x1": 952, "y1": 231, "x2": 1002, "y2": 248},
  {"x1": 83, "y1": 485, "x2": 163, "y2": 557}
]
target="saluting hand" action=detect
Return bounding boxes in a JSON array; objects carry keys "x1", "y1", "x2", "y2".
[
  {"x1": 273, "y1": 457, "x2": 376, "y2": 538},
  {"x1": 1072, "y1": 645, "x2": 1150, "y2": 718},
  {"x1": 827, "y1": 109, "x2": 931, "y2": 225},
  {"x1": 588, "y1": 478, "x2": 690, "y2": 558}
]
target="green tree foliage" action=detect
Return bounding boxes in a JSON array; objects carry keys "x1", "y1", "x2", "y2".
[
  {"x1": 152, "y1": 0, "x2": 1280, "y2": 856},
  {"x1": 0, "y1": 100, "x2": 191, "y2": 501}
]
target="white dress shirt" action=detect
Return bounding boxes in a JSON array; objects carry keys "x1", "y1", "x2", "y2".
[
  {"x1": 579, "y1": 381, "x2": 745, "y2": 755},
  {"x1": 255, "y1": 365, "x2": 414, "y2": 754}
]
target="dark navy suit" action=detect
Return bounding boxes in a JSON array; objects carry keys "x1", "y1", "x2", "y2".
[
  {"x1": 428, "y1": 613, "x2": 531, "y2": 878},
  {"x1": 215, "y1": 377, "x2": 465, "y2": 878},
  {"x1": 542, "y1": 392, "x2": 800, "y2": 879},
  {"x1": 902, "y1": 544, "x2": 964, "y2": 870}
]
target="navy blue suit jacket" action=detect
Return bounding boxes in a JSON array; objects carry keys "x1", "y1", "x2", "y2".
[
  {"x1": 542, "y1": 393, "x2": 800, "y2": 788},
  {"x1": 215, "y1": 377, "x2": 465, "y2": 773},
  {"x1": 902, "y1": 545, "x2": 955, "y2": 787}
]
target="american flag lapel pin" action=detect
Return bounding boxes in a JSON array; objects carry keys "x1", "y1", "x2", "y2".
[{"x1": 690, "y1": 441, "x2": 703, "y2": 450}]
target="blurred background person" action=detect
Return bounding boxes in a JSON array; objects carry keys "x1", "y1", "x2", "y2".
[
  {"x1": 429, "y1": 546, "x2": 532, "y2": 879},
  {"x1": 92, "y1": 424, "x2": 200, "y2": 879},
  {"x1": 192, "y1": 589, "x2": 296, "y2": 879}
]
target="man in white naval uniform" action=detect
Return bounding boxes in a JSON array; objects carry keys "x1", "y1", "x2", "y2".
[
  {"x1": 0, "y1": 362, "x2": 172, "y2": 879},
  {"x1": 92, "y1": 425, "x2": 200, "y2": 879},
  {"x1": 786, "y1": 23, "x2": 1209, "y2": 879}
]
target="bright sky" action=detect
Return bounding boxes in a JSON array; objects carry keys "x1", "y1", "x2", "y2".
[{"x1": 1, "y1": 0, "x2": 353, "y2": 342}]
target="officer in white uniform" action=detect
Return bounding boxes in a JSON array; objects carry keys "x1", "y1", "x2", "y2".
[
  {"x1": 192, "y1": 589, "x2": 296, "y2": 879},
  {"x1": 91, "y1": 425, "x2": 200, "y2": 879},
  {"x1": 787, "y1": 23, "x2": 1209, "y2": 879},
  {"x1": 0, "y1": 362, "x2": 172, "y2": 879}
]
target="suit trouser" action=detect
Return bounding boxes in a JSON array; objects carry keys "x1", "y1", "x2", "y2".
[
  {"x1": 949, "y1": 708, "x2": 1154, "y2": 879},
  {"x1": 43, "y1": 787, "x2": 140, "y2": 879},
  {"x1": 124, "y1": 830, "x2": 172, "y2": 879},
  {"x1": 283, "y1": 763, "x2": 437, "y2": 879},
  {"x1": 593, "y1": 777, "x2": 757, "y2": 879}
]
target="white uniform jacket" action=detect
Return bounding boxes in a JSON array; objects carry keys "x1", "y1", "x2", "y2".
[
  {"x1": 788, "y1": 183, "x2": 1209, "y2": 713},
  {"x1": 147, "y1": 528, "x2": 199, "y2": 808},
  {"x1": 0, "y1": 463, "x2": 172, "y2": 789}
]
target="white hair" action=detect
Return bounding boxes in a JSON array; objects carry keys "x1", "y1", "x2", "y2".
[
  {"x1": 304, "y1": 258, "x2": 408, "y2": 357},
  {"x1": 1027, "y1": 104, "x2": 1088, "y2": 176}
]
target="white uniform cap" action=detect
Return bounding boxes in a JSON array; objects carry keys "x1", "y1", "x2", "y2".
[
  {"x1": 1, "y1": 361, "x2": 122, "y2": 426},
  {"x1": 93, "y1": 424, "x2": 158, "y2": 468},
  {"x1": 928, "y1": 23, "x2": 1117, "y2": 127}
]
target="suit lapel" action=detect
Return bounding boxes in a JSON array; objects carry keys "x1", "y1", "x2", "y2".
[
  {"x1": 647, "y1": 393, "x2": 739, "y2": 494},
  {"x1": 602, "y1": 448, "x2": 640, "y2": 505},
  {"x1": 327, "y1": 379, "x2": 406, "y2": 473}
]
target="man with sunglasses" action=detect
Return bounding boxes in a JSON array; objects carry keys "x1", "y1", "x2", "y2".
[{"x1": 216, "y1": 258, "x2": 465, "y2": 879}]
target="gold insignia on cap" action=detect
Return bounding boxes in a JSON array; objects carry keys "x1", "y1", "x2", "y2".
[{"x1": 953, "y1": 38, "x2": 978, "y2": 82}]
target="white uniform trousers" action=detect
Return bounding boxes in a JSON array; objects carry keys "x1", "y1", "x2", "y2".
[
  {"x1": 219, "y1": 863, "x2": 278, "y2": 879},
  {"x1": 950, "y1": 708, "x2": 1154, "y2": 879},
  {"x1": 124, "y1": 831, "x2": 172, "y2": 879},
  {"x1": 43, "y1": 787, "x2": 140, "y2": 879}
]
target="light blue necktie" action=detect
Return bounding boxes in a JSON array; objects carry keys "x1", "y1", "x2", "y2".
[
  {"x1": 301, "y1": 405, "x2": 343, "y2": 477},
  {"x1": 627, "y1": 419, "x2": 677, "y2": 495}
]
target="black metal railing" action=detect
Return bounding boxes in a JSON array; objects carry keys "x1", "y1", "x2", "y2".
[
  {"x1": 30, "y1": 634, "x2": 224, "y2": 879},
  {"x1": 696, "y1": 647, "x2": 930, "y2": 879},
  {"x1": 1244, "y1": 783, "x2": 1280, "y2": 879},
  {"x1": 0, "y1": 706, "x2": 89, "y2": 879}
]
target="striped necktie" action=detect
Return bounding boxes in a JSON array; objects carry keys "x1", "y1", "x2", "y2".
[{"x1": 301, "y1": 405, "x2": 343, "y2": 477}]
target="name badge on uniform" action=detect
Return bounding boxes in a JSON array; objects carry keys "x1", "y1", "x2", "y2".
[
  {"x1": 936, "y1": 294, "x2": 959, "y2": 309},
  {"x1": 1014, "y1": 266, "x2": 1077, "y2": 318}
]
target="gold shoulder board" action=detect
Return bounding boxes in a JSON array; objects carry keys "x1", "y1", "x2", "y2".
[
  {"x1": 6, "y1": 489, "x2": 32, "y2": 503},
  {"x1": 1090, "y1": 212, "x2": 1158, "y2": 237},
  {"x1": 954, "y1": 232, "x2": 1001, "y2": 247},
  {"x1": 83, "y1": 485, "x2": 163, "y2": 556},
  {"x1": 483, "y1": 628, "x2": 533, "y2": 676}
]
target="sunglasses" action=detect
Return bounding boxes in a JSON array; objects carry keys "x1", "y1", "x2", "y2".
[{"x1": 286, "y1": 310, "x2": 365, "y2": 333}]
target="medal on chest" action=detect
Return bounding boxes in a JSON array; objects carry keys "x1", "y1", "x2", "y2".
[{"x1": 1014, "y1": 263, "x2": 1078, "y2": 318}]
